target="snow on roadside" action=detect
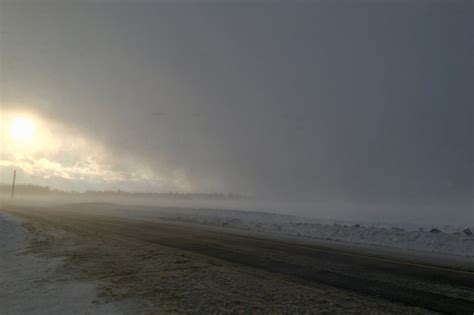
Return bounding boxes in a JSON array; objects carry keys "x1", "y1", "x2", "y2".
[
  {"x1": 50, "y1": 202, "x2": 474, "y2": 258},
  {"x1": 0, "y1": 212, "x2": 121, "y2": 314},
  {"x1": 150, "y1": 208, "x2": 474, "y2": 258}
]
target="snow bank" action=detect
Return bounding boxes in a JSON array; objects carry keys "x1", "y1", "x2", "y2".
[
  {"x1": 154, "y1": 208, "x2": 474, "y2": 258},
  {"x1": 51, "y1": 203, "x2": 474, "y2": 258}
]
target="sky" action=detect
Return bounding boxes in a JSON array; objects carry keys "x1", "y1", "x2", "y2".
[{"x1": 0, "y1": 1, "x2": 472, "y2": 220}]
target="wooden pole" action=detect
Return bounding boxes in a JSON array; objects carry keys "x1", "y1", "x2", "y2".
[{"x1": 11, "y1": 169, "x2": 16, "y2": 199}]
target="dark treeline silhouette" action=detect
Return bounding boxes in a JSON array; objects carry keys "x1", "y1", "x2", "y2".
[{"x1": 0, "y1": 183, "x2": 252, "y2": 200}]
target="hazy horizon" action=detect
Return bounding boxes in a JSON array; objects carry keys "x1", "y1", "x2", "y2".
[{"x1": 1, "y1": 1, "x2": 472, "y2": 222}]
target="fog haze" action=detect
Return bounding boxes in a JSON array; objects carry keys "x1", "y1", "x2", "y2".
[{"x1": 1, "y1": 1, "x2": 472, "y2": 222}]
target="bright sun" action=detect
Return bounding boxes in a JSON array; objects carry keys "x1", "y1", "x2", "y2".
[{"x1": 10, "y1": 116, "x2": 36, "y2": 141}]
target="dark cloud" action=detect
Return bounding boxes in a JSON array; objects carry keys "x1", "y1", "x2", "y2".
[{"x1": 1, "y1": 1, "x2": 472, "y2": 219}]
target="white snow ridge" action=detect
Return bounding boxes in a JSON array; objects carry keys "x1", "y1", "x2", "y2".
[{"x1": 154, "y1": 208, "x2": 474, "y2": 258}]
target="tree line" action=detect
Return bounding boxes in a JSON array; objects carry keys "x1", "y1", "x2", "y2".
[{"x1": 0, "y1": 183, "x2": 252, "y2": 200}]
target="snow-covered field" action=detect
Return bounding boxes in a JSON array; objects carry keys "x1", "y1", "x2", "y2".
[
  {"x1": 63, "y1": 202, "x2": 474, "y2": 258},
  {"x1": 129, "y1": 206, "x2": 474, "y2": 258}
]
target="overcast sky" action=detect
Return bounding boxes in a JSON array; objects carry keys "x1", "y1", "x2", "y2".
[{"x1": 0, "y1": 1, "x2": 472, "y2": 219}]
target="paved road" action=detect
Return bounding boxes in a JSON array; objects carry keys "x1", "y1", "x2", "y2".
[{"x1": 7, "y1": 207, "x2": 474, "y2": 314}]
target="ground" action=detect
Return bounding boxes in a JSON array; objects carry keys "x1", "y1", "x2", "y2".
[{"x1": 1, "y1": 203, "x2": 473, "y2": 314}]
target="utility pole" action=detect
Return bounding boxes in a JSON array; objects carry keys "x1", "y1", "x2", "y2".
[{"x1": 11, "y1": 169, "x2": 16, "y2": 199}]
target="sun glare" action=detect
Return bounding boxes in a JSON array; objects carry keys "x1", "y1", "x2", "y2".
[{"x1": 10, "y1": 116, "x2": 36, "y2": 141}]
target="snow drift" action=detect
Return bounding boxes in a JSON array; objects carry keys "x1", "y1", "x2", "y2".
[{"x1": 150, "y1": 208, "x2": 474, "y2": 258}]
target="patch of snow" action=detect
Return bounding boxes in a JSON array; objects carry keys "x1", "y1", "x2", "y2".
[
  {"x1": 144, "y1": 208, "x2": 474, "y2": 258},
  {"x1": 0, "y1": 212, "x2": 125, "y2": 314},
  {"x1": 46, "y1": 202, "x2": 474, "y2": 258}
]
